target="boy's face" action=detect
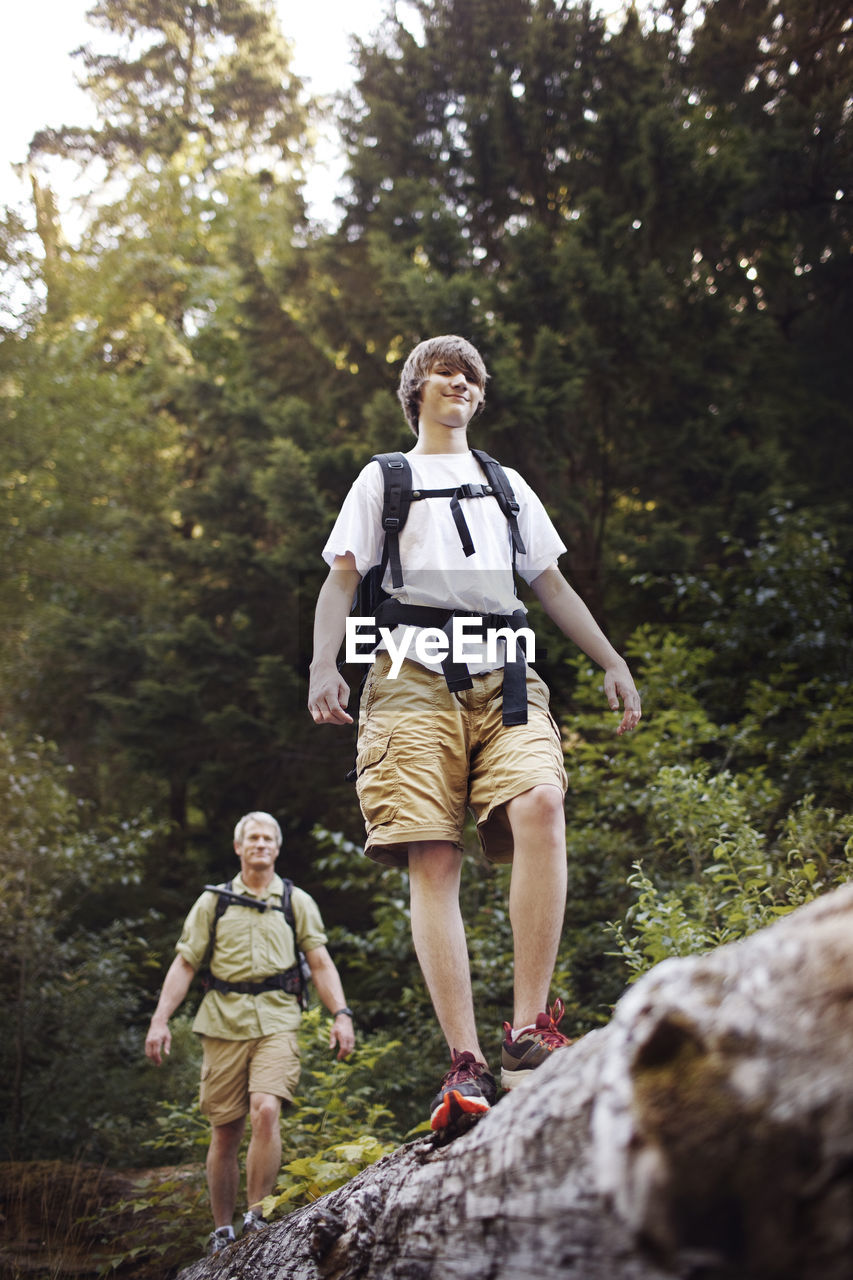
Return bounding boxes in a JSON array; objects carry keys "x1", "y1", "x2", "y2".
[{"x1": 418, "y1": 361, "x2": 483, "y2": 432}]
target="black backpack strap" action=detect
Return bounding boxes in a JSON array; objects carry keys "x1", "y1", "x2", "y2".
[
  {"x1": 280, "y1": 876, "x2": 295, "y2": 931},
  {"x1": 279, "y1": 877, "x2": 310, "y2": 1010},
  {"x1": 372, "y1": 453, "x2": 413, "y2": 590},
  {"x1": 210, "y1": 877, "x2": 232, "y2": 953},
  {"x1": 470, "y1": 449, "x2": 526, "y2": 560},
  {"x1": 199, "y1": 879, "x2": 232, "y2": 985}
]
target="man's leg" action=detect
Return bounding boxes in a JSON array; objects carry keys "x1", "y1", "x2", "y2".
[
  {"x1": 504, "y1": 783, "x2": 568, "y2": 1027},
  {"x1": 245, "y1": 1092, "x2": 283, "y2": 1212},
  {"x1": 408, "y1": 840, "x2": 485, "y2": 1061},
  {"x1": 207, "y1": 1116, "x2": 246, "y2": 1229}
]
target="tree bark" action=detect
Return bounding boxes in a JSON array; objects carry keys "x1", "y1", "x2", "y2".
[{"x1": 180, "y1": 884, "x2": 853, "y2": 1280}]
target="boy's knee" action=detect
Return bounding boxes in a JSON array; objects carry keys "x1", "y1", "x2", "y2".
[
  {"x1": 408, "y1": 840, "x2": 462, "y2": 888},
  {"x1": 508, "y1": 784, "x2": 565, "y2": 829}
]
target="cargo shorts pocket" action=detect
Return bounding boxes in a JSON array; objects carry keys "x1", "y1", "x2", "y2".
[{"x1": 355, "y1": 733, "x2": 399, "y2": 826}]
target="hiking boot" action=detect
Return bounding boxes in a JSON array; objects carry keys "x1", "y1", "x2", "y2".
[
  {"x1": 207, "y1": 1226, "x2": 235, "y2": 1255},
  {"x1": 242, "y1": 1210, "x2": 268, "y2": 1235},
  {"x1": 429, "y1": 1049, "x2": 497, "y2": 1132},
  {"x1": 500, "y1": 998, "x2": 572, "y2": 1089}
]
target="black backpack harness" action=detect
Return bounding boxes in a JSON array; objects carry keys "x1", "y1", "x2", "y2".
[
  {"x1": 356, "y1": 448, "x2": 533, "y2": 726},
  {"x1": 199, "y1": 878, "x2": 309, "y2": 1009}
]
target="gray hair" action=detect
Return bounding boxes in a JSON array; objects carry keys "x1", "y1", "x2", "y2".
[
  {"x1": 233, "y1": 811, "x2": 282, "y2": 847},
  {"x1": 397, "y1": 335, "x2": 489, "y2": 436}
]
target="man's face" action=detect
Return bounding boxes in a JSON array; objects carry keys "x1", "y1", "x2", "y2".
[
  {"x1": 235, "y1": 819, "x2": 280, "y2": 874},
  {"x1": 418, "y1": 361, "x2": 483, "y2": 431}
]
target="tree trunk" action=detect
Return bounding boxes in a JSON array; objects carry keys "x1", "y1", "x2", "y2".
[{"x1": 180, "y1": 884, "x2": 853, "y2": 1280}]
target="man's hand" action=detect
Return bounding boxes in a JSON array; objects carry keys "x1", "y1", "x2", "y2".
[
  {"x1": 308, "y1": 665, "x2": 353, "y2": 725},
  {"x1": 604, "y1": 664, "x2": 642, "y2": 735},
  {"x1": 145, "y1": 1018, "x2": 171, "y2": 1067},
  {"x1": 329, "y1": 1012, "x2": 355, "y2": 1060}
]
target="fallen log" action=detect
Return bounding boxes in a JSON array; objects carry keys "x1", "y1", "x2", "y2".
[{"x1": 180, "y1": 882, "x2": 853, "y2": 1280}]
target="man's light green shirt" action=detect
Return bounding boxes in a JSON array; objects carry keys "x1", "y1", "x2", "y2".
[{"x1": 176, "y1": 872, "x2": 327, "y2": 1040}]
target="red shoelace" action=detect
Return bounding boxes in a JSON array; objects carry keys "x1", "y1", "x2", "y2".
[
  {"x1": 533, "y1": 998, "x2": 570, "y2": 1048},
  {"x1": 443, "y1": 1049, "x2": 489, "y2": 1086},
  {"x1": 504, "y1": 998, "x2": 570, "y2": 1049}
]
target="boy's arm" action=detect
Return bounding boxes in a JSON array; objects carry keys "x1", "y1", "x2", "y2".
[
  {"x1": 530, "y1": 564, "x2": 642, "y2": 735},
  {"x1": 309, "y1": 553, "x2": 362, "y2": 725}
]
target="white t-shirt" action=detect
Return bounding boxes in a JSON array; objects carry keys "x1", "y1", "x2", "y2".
[{"x1": 322, "y1": 452, "x2": 567, "y2": 673}]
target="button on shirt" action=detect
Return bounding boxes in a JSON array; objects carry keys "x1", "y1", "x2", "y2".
[{"x1": 176, "y1": 873, "x2": 328, "y2": 1040}]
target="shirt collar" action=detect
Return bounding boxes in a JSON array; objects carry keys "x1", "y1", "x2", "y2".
[{"x1": 231, "y1": 871, "x2": 284, "y2": 902}]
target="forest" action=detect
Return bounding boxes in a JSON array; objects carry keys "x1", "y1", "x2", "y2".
[{"x1": 1, "y1": 0, "x2": 852, "y2": 1269}]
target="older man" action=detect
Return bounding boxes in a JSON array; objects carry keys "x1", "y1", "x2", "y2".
[{"x1": 145, "y1": 811, "x2": 355, "y2": 1254}]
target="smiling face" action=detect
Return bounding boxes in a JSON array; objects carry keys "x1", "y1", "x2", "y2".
[
  {"x1": 417, "y1": 361, "x2": 484, "y2": 434},
  {"x1": 234, "y1": 816, "x2": 280, "y2": 882},
  {"x1": 397, "y1": 335, "x2": 488, "y2": 436}
]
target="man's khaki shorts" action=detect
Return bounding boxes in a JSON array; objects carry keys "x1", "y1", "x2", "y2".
[
  {"x1": 355, "y1": 653, "x2": 568, "y2": 867},
  {"x1": 199, "y1": 1031, "x2": 301, "y2": 1127}
]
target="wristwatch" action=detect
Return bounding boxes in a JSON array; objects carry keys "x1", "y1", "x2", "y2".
[{"x1": 333, "y1": 1007, "x2": 354, "y2": 1019}]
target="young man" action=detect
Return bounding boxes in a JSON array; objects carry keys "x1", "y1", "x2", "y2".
[
  {"x1": 144, "y1": 812, "x2": 355, "y2": 1254},
  {"x1": 308, "y1": 335, "x2": 640, "y2": 1132}
]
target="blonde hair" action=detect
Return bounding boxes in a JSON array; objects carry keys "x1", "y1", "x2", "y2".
[
  {"x1": 233, "y1": 811, "x2": 282, "y2": 847},
  {"x1": 397, "y1": 335, "x2": 488, "y2": 436}
]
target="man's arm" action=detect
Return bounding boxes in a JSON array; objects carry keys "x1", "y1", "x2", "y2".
[
  {"x1": 144, "y1": 954, "x2": 197, "y2": 1066},
  {"x1": 530, "y1": 563, "x2": 642, "y2": 735},
  {"x1": 308, "y1": 553, "x2": 362, "y2": 725},
  {"x1": 304, "y1": 945, "x2": 356, "y2": 1059}
]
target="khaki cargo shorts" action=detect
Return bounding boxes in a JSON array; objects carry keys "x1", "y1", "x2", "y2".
[
  {"x1": 355, "y1": 653, "x2": 568, "y2": 867},
  {"x1": 199, "y1": 1031, "x2": 301, "y2": 1127}
]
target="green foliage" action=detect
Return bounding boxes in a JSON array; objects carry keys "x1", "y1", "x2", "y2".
[
  {"x1": 94, "y1": 1170, "x2": 209, "y2": 1277},
  {"x1": 611, "y1": 794, "x2": 853, "y2": 979},
  {"x1": 31, "y1": 0, "x2": 309, "y2": 175},
  {"x1": 0, "y1": 730, "x2": 202, "y2": 1164},
  {"x1": 266, "y1": 1008, "x2": 405, "y2": 1214}
]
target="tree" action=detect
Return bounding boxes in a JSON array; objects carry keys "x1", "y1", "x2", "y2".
[
  {"x1": 0, "y1": 732, "x2": 169, "y2": 1160},
  {"x1": 30, "y1": 0, "x2": 308, "y2": 176}
]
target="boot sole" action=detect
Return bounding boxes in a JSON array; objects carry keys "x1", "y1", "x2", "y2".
[
  {"x1": 500, "y1": 1065, "x2": 535, "y2": 1090},
  {"x1": 429, "y1": 1088, "x2": 491, "y2": 1133}
]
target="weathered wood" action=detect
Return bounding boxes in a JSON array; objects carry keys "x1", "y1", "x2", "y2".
[{"x1": 180, "y1": 884, "x2": 853, "y2": 1280}]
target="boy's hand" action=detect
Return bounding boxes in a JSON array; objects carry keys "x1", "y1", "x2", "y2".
[
  {"x1": 309, "y1": 667, "x2": 353, "y2": 725},
  {"x1": 604, "y1": 666, "x2": 642, "y2": 735}
]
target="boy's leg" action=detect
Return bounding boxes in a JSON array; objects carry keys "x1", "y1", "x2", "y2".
[
  {"x1": 408, "y1": 840, "x2": 484, "y2": 1062},
  {"x1": 409, "y1": 839, "x2": 497, "y2": 1130},
  {"x1": 504, "y1": 783, "x2": 568, "y2": 1027}
]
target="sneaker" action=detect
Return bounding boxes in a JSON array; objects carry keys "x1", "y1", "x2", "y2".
[
  {"x1": 500, "y1": 998, "x2": 572, "y2": 1089},
  {"x1": 207, "y1": 1226, "x2": 236, "y2": 1255},
  {"x1": 242, "y1": 1210, "x2": 268, "y2": 1235},
  {"x1": 429, "y1": 1049, "x2": 497, "y2": 1132}
]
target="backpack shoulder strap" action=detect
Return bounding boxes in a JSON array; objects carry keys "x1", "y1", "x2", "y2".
[
  {"x1": 202, "y1": 879, "x2": 232, "y2": 976},
  {"x1": 470, "y1": 449, "x2": 527, "y2": 558},
  {"x1": 278, "y1": 877, "x2": 310, "y2": 1010},
  {"x1": 216, "y1": 880, "x2": 233, "y2": 920},
  {"x1": 371, "y1": 453, "x2": 412, "y2": 590},
  {"x1": 280, "y1": 877, "x2": 296, "y2": 933}
]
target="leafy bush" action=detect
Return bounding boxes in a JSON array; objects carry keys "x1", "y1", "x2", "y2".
[
  {"x1": 263, "y1": 1009, "x2": 409, "y2": 1216},
  {"x1": 611, "y1": 792, "x2": 853, "y2": 978},
  {"x1": 0, "y1": 732, "x2": 172, "y2": 1162}
]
